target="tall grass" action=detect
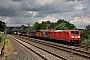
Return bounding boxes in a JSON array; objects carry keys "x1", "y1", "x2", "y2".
[
  {"x1": 82, "y1": 39, "x2": 90, "y2": 45},
  {"x1": 0, "y1": 34, "x2": 6, "y2": 43}
]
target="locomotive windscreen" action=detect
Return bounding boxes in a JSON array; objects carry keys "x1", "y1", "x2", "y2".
[{"x1": 71, "y1": 31, "x2": 79, "y2": 34}]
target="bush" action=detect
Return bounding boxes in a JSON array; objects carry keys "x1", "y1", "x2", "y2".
[
  {"x1": 0, "y1": 36, "x2": 3, "y2": 42},
  {"x1": 5, "y1": 57, "x2": 14, "y2": 60},
  {"x1": 82, "y1": 39, "x2": 90, "y2": 45}
]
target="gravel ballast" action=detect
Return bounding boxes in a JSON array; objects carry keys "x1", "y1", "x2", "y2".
[{"x1": 0, "y1": 35, "x2": 39, "y2": 60}]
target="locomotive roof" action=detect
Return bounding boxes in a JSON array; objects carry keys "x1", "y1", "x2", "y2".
[
  {"x1": 52, "y1": 30, "x2": 79, "y2": 32},
  {"x1": 53, "y1": 30, "x2": 66, "y2": 32},
  {"x1": 33, "y1": 30, "x2": 79, "y2": 32},
  {"x1": 42, "y1": 29, "x2": 52, "y2": 32}
]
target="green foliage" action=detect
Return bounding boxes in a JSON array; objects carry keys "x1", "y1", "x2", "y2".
[
  {"x1": 30, "y1": 26, "x2": 36, "y2": 32},
  {"x1": 25, "y1": 26, "x2": 36, "y2": 33},
  {"x1": 70, "y1": 52, "x2": 73, "y2": 57},
  {"x1": 4, "y1": 41, "x2": 8, "y2": 44},
  {"x1": 33, "y1": 22, "x2": 40, "y2": 30},
  {"x1": 39, "y1": 21, "x2": 47, "y2": 30},
  {"x1": 49, "y1": 22, "x2": 56, "y2": 29},
  {"x1": 80, "y1": 30, "x2": 85, "y2": 41},
  {"x1": 0, "y1": 34, "x2": 6, "y2": 43},
  {"x1": 0, "y1": 21, "x2": 6, "y2": 32},
  {"x1": 55, "y1": 23, "x2": 67, "y2": 30},
  {"x1": 19, "y1": 25, "x2": 27, "y2": 32},
  {"x1": 5, "y1": 57, "x2": 14, "y2": 60},
  {"x1": 56, "y1": 19, "x2": 67, "y2": 25},
  {"x1": 2, "y1": 52, "x2": 4, "y2": 56},
  {"x1": 82, "y1": 39, "x2": 90, "y2": 44},
  {"x1": 25, "y1": 19, "x2": 77, "y2": 32},
  {"x1": 0, "y1": 36, "x2": 3, "y2": 42},
  {"x1": 80, "y1": 25, "x2": 90, "y2": 44},
  {"x1": 55, "y1": 19, "x2": 77, "y2": 30},
  {"x1": 25, "y1": 28, "x2": 30, "y2": 34}
]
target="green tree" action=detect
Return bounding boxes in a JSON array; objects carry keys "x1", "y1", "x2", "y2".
[
  {"x1": 68, "y1": 24, "x2": 77, "y2": 30},
  {"x1": 56, "y1": 19, "x2": 66, "y2": 25},
  {"x1": 25, "y1": 23, "x2": 31, "y2": 34},
  {"x1": 27, "y1": 23, "x2": 30, "y2": 27},
  {"x1": 0, "y1": 21, "x2": 6, "y2": 32},
  {"x1": 20, "y1": 25, "x2": 27, "y2": 32},
  {"x1": 39, "y1": 21, "x2": 47, "y2": 30},
  {"x1": 30, "y1": 26, "x2": 36, "y2": 32},
  {"x1": 55, "y1": 19, "x2": 77, "y2": 30},
  {"x1": 25, "y1": 19, "x2": 77, "y2": 32},
  {"x1": 49, "y1": 22, "x2": 56, "y2": 29},
  {"x1": 33, "y1": 22, "x2": 40, "y2": 30},
  {"x1": 55, "y1": 23, "x2": 67, "y2": 30},
  {"x1": 80, "y1": 25, "x2": 90, "y2": 45},
  {"x1": 86, "y1": 25, "x2": 90, "y2": 30}
]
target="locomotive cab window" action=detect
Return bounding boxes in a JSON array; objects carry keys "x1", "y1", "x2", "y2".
[{"x1": 71, "y1": 31, "x2": 79, "y2": 34}]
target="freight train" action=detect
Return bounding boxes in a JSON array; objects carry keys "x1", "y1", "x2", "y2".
[{"x1": 15, "y1": 29, "x2": 81, "y2": 45}]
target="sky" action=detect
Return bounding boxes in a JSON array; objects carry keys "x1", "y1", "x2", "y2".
[{"x1": 0, "y1": 0, "x2": 90, "y2": 29}]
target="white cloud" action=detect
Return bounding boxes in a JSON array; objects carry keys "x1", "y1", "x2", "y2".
[
  {"x1": 0, "y1": 0, "x2": 20, "y2": 10},
  {"x1": 70, "y1": 16, "x2": 90, "y2": 28},
  {"x1": 73, "y1": 0, "x2": 87, "y2": 10},
  {"x1": 28, "y1": 11, "x2": 37, "y2": 16},
  {"x1": 73, "y1": 4, "x2": 86, "y2": 10},
  {"x1": 70, "y1": 16, "x2": 90, "y2": 24},
  {"x1": 3, "y1": 17, "x2": 11, "y2": 23},
  {"x1": 38, "y1": 15, "x2": 58, "y2": 23}
]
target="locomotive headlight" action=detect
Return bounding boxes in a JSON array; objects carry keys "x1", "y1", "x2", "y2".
[
  {"x1": 72, "y1": 36, "x2": 74, "y2": 38},
  {"x1": 78, "y1": 36, "x2": 80, "y2": 38}
]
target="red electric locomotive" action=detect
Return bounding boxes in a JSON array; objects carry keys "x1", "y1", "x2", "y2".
[{"x1": 49, "y1": 30, "x2": 80, "y2": 44}]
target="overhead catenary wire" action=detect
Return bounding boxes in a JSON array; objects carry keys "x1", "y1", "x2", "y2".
[
  {"x1": 24, "y1": 0, "x2": 44, "y2": 18},
  {"x1": 24, "y1": 0, "x2": 80, "y2": 18},
  {"x1": 26, "y1": 0, "x2": 36, "y2": 11},
  {"x1": 17, "y1": 0, "x2": 45, "y2": 25},
  {"x1": 59, "y1": 1, "x2": 79, "y2": 11},
  {"x1": 19, "y1": 0, "x2": 81, "y2": 25},
  {"x1": 57, "y1": 1, "x2": 80, "y2": 13},
  {"x1": 43, "y1": 0, "x2": 81, "y2": 21},
  {"x1": 52, "y1": 0, "x2": 66, "y2": 10},
  {"x1": 22, "y1": 0, "x2": 81, "y2": 17},
  {"x1": 43, "y1": 0, "x2": 66, "y2": 19},
  {"x1": 32, "y1": 0, "x2": 44, "y2": 11}
]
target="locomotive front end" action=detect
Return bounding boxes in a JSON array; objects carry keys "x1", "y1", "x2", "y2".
[{"x1": 70, "y1": 30, "x2": 81, "y2": 44}]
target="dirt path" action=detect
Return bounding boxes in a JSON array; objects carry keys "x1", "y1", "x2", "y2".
[{"x1": 3, "y1": 38, "x2": 14, "y2": 56}]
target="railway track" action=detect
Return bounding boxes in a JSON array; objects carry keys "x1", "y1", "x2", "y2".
[
  {"x1": 11, "y1": 35, "x2": 90, "y2": 60},
  {"x1": 10, "y1": 35, "x2": 68, "y2": 60},
  {"x1": 76, "y1": 44, "x2": 90, "y2": 50}
]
